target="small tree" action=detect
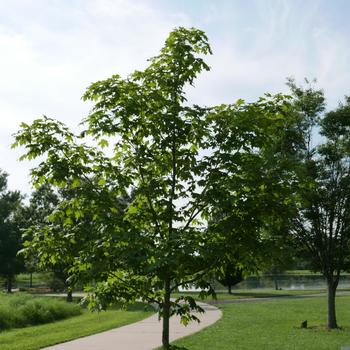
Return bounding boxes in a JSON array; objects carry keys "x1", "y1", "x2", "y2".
[
  {"x1": 288, "y1": 79, "x2": 350, "y2": 329},
  {"x1": 295, "y1": 98, "x2": 350, "y2": 329},
  {"x1": 22, "y1": 184, "x2": 87, "y2": 301},
  {"x1": 14, "y1": 27, "x2": 298, "y2": 348},
  {"x1": 217, "y1": 263, "x2": 243, "y2": 294},
  {"x1": 261, "y1": 226, "x2": 297, "y2": 290},
  {"x1": 0, "y1": 170, "x2": 24, "y2": 292},
  {"x1": 19, "y1": 184, "x2": 59, "y2": 288}
]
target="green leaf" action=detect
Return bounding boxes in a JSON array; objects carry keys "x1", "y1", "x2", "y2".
[
  {"x1": 98, "y1": 139, "x2": 109, "y2": 148},
  {"x1": 98, "y1": 178, "x2": 106, "y2": 186}
]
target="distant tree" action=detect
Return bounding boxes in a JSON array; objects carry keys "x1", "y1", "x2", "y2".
[
  {"x1": 286, "y1": 77, "x2": 325, "y2": 158},
  {"x1": 261, "y1": 225, "x2": 297, "y2": 290},
  {"x1": 217, "y1": 263, "x2": 243, "y2": 294},
  {"x1": 22, "y1": 184, "x2": 85, "y2": 301},
  {"x1": 19, "y1": 184, "x2": 59, "y2": 287},
  {"x1": 263, "y1": 258, "x2": 293, "y2": 291},
  {"x1": 287, "y1": 79, "x2": 350, "y2": 329},
  {"x1": 211, "y1": 85, "x2": 304, "y2": 295},
  {"x1": 22, "y1": 184, "x2": 59, "y2": 226},
  {"x1": 0, "y1": 170, "x2": 24, "y2": 292}
]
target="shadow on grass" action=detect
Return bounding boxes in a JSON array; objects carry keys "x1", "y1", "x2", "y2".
[
  {"x1": 107, "y1": 302, "x2": 154, "y2": 313},
  {"x1": 226, "y1": 291, "x2": 292, "y2": 298},
  {"x1": 176, "y1": 291, "x2": 297, "y2": 300},
  {"x1": 304, "y1": 325, "x2": 350, "y2": 332}
]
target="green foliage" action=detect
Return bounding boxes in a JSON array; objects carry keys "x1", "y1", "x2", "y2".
[
  {"x1": 46, "y1": 274, "x2": 67, "y2": 292},
  {"x1": 0, "y1": 293, "x2": 81, "y2": 330},
  {"x1": 287, "y1": 80, "x2": 350, "y2": 328},
  {"x1": 286, "y1": 77, "x2": 325, "y2": 155},
  {"x1": 207, "y1": 93, "x2": 302, "y2": 279},
  {"x1": 20, "y1": 184, "x2": 94, "y2": 299},
  {"x1": 0, "y1": 170, "x2": 24, "y2": 291},
  {"x1": 13, "y1": 27, "x2": 300, "y2": 348},
  {"x1": 216, "y1": 263, "x2": 243, "y2": 294},
  {"x1": 19, "y1": 184, "x2": 59, "y2": 229},
  {"x1": 17, "y1": 185, "x2": 60, "y2": 280},
  {"x1": 296, "y1": 96, "x2": 350, "y2": 277}
]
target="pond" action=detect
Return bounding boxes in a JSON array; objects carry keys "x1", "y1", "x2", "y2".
[{"x1": 235, "y1": 274, "x2": 350, "y2": 290}]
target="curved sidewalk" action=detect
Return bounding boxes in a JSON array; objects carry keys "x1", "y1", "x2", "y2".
[{"x1": 42, "y1": 302, "x2": 222, "y2": 350}]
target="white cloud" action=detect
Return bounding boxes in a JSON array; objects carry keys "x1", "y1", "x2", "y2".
[
  {"x1": 1, "y1": 0, "x2": 349, "y2": 194},
  {"x1": 187, "y1": 0, "x2": 350, "y2": 108},
  {"x1": 0, "y1": 0, "x2": 191, "y2": 193}
]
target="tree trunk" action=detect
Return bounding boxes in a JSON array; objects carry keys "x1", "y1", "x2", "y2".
[
  {"x1": 274, "y1": 276, "x2": 279, "y2": 291},
  {"x1": 29, "y1": 272, "x2": 33, "y2": 288},
  {"x1": 327, "y1": 277, "x2": 338, "y2": 329},
  {"x1": 228, "y1": 285, "x2": 232, "y2": 294},
  {"x1": 6, "y1": 276, "x2": 12, "y2": 293},
  {"x1": 162, "y1": 278, "x2": 171, "y2": 349},
  {"x1": 66, "y1": 287, "x2": 73, "y2": 302}
]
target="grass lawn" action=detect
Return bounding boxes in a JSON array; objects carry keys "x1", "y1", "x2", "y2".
[
  {"x1": 0, "y1": 301, "x2": 154, "y2": 350},
  {"x1": 173, "y1": 287, "x2": 350, "y2": 301},
  {"x1": 173, "y1": 289, "x2": 316, "y2": 301},
  {"x1": 284, "y1": 270, "x2": 350, "y2": 276},
  {"x1": 172, "y1": 295, "x2": 350, "y2": 350},
  {"x1": 15, "y1": 272, "x2": 52, "y2": 287}
]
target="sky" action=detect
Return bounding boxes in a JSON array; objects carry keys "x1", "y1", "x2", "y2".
[{"x1": 1, "y1": 0, "x2": 350, "y2": 195}]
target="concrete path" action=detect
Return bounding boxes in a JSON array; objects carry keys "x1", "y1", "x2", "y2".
[{"x1": 42, "y1": 302, "x2": 222, "y2": 350}]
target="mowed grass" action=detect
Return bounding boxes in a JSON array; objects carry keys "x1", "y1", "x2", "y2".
[
  {"x1": 15, "y1": 272, "x2": 52, "y2": 287},
  {"x1": 173, "y1": 287, "x2": 350, "y2": 301},
  {"x1": 0, "y1": 301, "x2": 154, "y2": 350},
  {"x1": 173, "y1": 295, "x2": 350, "y2": 350}
]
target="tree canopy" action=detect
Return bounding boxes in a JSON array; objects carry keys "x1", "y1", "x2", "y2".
[
  {"x1": 287, "y1": 79, "x2": 350, "y2": 329},
  {"x1": 14, "y1": 27, "x2": 300, "y2": 348},
  {"x1": 0, "y1": 170, "x2": 24, "y2": 292}
]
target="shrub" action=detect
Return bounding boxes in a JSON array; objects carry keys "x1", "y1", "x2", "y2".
[{"x1": 0, "y1": 293, "x2": 81, "y2": 330}]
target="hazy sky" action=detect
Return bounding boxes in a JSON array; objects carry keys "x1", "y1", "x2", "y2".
[{"x1": 1, "y1": 0, "x2": 350, "y2": 194}]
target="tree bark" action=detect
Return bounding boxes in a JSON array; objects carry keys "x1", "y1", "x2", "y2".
[
  {"x1": 228, "y1": 285, "x2": 232, "y2": 294},
  {"x1": 327, "y1": 277, "x2": 338, "y2": 329},
  {"x1": 29, "y1": 272, "x2": 33, "y2": 288},
  {"x1": 6, "y1": 276, "x2": 12, "y2": 293},
  {"x1": 162, "y1": 278, "x2": 171, "y2": 349},
  {"x1": 66, "y1": 287, "x2": 73, "y2": 302},
  {"x1": 274, "y1": 276, "x2": 279, "y2": 291}
]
